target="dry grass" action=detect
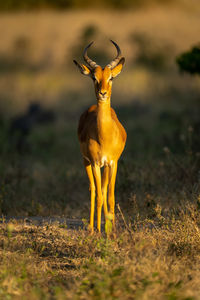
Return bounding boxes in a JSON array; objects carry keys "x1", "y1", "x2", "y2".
[{"x1": 1, "y1": 206, "x2": 200, "y2": 299}]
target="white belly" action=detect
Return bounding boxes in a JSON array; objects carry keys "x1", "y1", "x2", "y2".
[
  {"x1": 84, "y1": 155, "x2": 113, "y2": 168},
  {"x1": 100, "y1": 156, "x2": 108, "y2": 167}
]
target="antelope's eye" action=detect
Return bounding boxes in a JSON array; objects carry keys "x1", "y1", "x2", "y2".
[{"x1": 92, "y1": 76, "x2": 98, "y2": 83}]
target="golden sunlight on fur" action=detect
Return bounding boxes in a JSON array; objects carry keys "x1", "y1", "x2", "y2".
[{"x1": 74, "y1": 41, "x2": 126, "y2": 232}]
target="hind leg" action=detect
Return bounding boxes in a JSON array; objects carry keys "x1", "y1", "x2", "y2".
[{"x1": 108, "y1": 161, "x2": 118, "y2": 229}]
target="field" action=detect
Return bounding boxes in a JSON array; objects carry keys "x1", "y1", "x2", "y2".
[{"x1": 0, "y1": 2, "x2": 200, "y2": 299}]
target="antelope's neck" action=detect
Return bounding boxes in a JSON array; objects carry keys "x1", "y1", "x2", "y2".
[{"x1": 97, "y1": 99, "x2": 112, "y2": 142}]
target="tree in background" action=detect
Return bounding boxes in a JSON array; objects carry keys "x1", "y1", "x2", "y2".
[{"x1": 176, "y1": 45, "x2": 200, "y2": 75}]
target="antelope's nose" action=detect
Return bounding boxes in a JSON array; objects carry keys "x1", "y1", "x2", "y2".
[{"x1": 100, "y1": 91, "x2": 107, "y2": 97}]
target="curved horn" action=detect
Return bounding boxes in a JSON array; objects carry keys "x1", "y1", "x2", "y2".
[
  {"x1": 107, "y1": 40, "x2": 122, "y2": 69},
  {"x1": 83, "y1": 41, "x2": 99, "y2": 69}
]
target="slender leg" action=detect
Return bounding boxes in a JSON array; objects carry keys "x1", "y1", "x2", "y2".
[
  {"x1": 101, "y1": 165, "x2": 109, "y2": 219},
  {"x1": 92, "y1": 164, "x2": 102, "y2": 232},
  {"x1": 108, "y1": 161, "x2": 118, "y2": 229},
  {"x1": 84, "y1": 159, "x2": 95, "y2": 232}
]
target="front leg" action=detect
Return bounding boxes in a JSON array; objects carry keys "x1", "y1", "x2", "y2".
[
  {"x1": 84, "y1": 159, "x2": 95, "y2": 233},
  {"x1": 92, "y1": 164, "x2": 103, "y2": 232}
]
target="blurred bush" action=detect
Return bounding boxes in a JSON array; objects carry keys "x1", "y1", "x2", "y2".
[
  {"x1": 130, "y1": 32, "x2": 174, "y2": 71},
  {"x1": 176, "y1": 45, "x2": 200, "y2": 75},
  {"x1": 0, "y1": 0, "x2": 176, "y2": 10}
]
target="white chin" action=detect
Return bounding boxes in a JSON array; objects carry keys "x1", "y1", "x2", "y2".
[{"x1": 99, "y1": 97, "x2": 107, "y2": 101}]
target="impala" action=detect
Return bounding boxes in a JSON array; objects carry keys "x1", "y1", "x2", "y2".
[{"x1": 74, "y1": 40, "x2": 127, "y2": 233}]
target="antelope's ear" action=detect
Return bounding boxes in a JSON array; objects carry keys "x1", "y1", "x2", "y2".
[
  {"x1": 111, "y1": 57, "x2": 125, "y2": 78},
  {"x1": 73, "y1": 60, "x2": 91, "y2": 76}
]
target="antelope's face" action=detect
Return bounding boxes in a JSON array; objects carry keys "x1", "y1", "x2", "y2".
[
  {"x1": 74, "y1": 40, "x2": 125, "y2": 103},
  {"x1": 93, "y1": 66, "x2": 112, "y2": 101}
]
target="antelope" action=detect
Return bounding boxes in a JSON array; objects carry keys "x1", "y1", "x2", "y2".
[{"x1": 73, "y1": 40, "x2": 127, "y2": 233}]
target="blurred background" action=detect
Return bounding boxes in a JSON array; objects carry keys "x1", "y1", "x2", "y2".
[{"x1": 0, "y1": 0, "x2": 200, "y2": 220}]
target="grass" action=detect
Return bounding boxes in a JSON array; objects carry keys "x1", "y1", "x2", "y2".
[
  {"x1": 1, "y1": 207, "x2": 200, "y2": 299},
  {"x1": 0, "y1": 3, "x2": 200, "y2": 299}
]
